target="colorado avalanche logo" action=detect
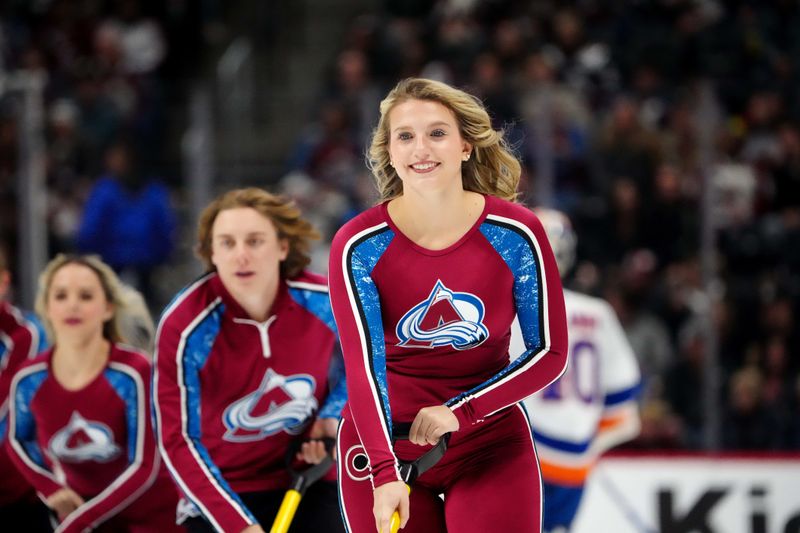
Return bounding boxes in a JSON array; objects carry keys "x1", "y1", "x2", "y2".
[
  {"x1": 396, "y1": 280, "x2": 489, "y2": 350},
  {"x1": 48, "y1": 411, "x2": 121, "y2": 463},
  {"x1": 222, "y1": 368, "x2": 318, "y2": 442}
]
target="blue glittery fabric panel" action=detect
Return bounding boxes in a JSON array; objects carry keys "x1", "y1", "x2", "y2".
[
  {"x1": 104, "y1": 367, "x2": 139, "y2": 462},
  {"x1": 288, "y1": 287, "x2": 338, "y2": 334},
  {"x1": 13, "y1": 369, "x2": 49, "y2": 467},
  {"x1": 180, "y1": 302, "x2": 253, "y2": 519},
  {"x1": 351, "y1": 229, "x2": 395, "y2": 430},
  {"x1": 446, "y1": 223, "x2": 543, "y2": 406},
  {"x1": 480, "y1": 222, "x2": 542, "y2": 351},
  {"x1": 182, "y1": 302, "x2": 224, "y2": 440},
  {"x1": 319, "y1": 349, "x2": 347, "y2": 420},
  {"x1": 288, "y1": 286, "x2": 348, "y2": 419}
]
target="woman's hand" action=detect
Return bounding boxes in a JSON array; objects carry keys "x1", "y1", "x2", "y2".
[
  {"x1": 46, "y1": 487, "x2": 85, "y2": 521},
  {"x1": 409, "y1": 405, "x2": 459, "y2": 446},
  {"x1": 373, "y1": 480, "x2": 409, "y2": 532},
  {"x1": 239, "y1": 525, "x2": 265, "y2": 533},
  {"x1": 296, "y1": 417, "x2": 339, "y2": 464}
]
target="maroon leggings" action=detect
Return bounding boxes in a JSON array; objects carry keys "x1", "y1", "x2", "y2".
[{"x1": 337, "y1": 405, "x2": 542, "y2": 533}]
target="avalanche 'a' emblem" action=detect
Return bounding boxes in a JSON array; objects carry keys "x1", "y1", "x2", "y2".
[
  {"x1": 396, "y1": 280, "x2": 489, "y2": 350},
  {"x1": 48, "y1": 411, "x2": 121, "y2": 463},
  {"x1": 222, "y1": 368, "x2": 318, "y2": 442}
]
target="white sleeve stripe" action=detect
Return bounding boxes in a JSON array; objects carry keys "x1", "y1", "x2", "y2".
[
  {"x1": 0, "y1": 331, "x2": 12, "y2": 371},
  {"x1": 153, "y1": 281, "x2": 252, "y2": 531},
  {"x1": 153, "y1": 273, "x2": 215, "y2": 340},
  {"x1": 160, "y1": 296, "x2": 252, "y2": 530},
  {"x1": 57, "y1": 362, "x2": 155, "y2": 531},
  {"x1": 515, "y1": 403, "x2": 544, "y2": 532},
  {"x1": 338, "y1": 224, "x2": 402, "y2": 480},
  {"x1": 7, "y1": 363, "x2": 61, "y2": 483},
  {"x1": 0, "y1": 316, "x2": 39, "y2": 369},
  {"x1": 24, "y1": 322, "x2": 40, "y2": 360},
  {"x1": 336, "y1": 419, "x2": 354, "y2": 533},
  {"x1": 7, "y1": 307, "x2": 40, "y2": 359}
]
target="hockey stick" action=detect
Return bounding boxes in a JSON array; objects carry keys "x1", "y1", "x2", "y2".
[{"x1": 594, "y1": 467, "x2": 656, "y2": 533}]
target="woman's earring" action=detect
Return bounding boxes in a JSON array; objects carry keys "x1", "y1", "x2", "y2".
[{"x1": 462, "y1": 153, "x2": 471, "y2": 162}]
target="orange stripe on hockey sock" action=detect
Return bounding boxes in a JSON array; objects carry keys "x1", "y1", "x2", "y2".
[
  {"x1": 598, "y1": 413, "x2": 626, "y2": 431},
  {"x1": 539, "y1": 460, "x2": 590, "y2": 486}
]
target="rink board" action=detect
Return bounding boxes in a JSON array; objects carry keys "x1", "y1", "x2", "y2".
[{"x1": 572, "y1": 454, "x2": 800, "y2": 533}]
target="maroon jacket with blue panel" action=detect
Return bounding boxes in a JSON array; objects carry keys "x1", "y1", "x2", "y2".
[
  {"x1": 328, "y1": 194, "x2": 569, "y2": 488},
  {"x1": 153, "y1": 271, "x2": 345, "y2": 532}
]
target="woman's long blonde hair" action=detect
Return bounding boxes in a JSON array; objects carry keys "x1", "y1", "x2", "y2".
[
  {"x1": 35, "y1": 254, "x2": 153, "y2": 351},
  {"x1": 367, "y1": 77, "x2": 521, "y2": 202}
]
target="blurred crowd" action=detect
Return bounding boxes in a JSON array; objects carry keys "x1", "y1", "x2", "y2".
[
  {"x1": 282, "y1": 0, "x2": 800, "y2": 452},
  {"x1": 0, "y1": 0, "x2": 190, "y2": 310},
  {"x1": 1, "y1": 0, "x2": 799, "y2": 452}
]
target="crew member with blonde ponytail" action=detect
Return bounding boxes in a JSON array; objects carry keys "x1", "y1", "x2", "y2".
[{"x1": 6, "y1": 254, "x2": 182, "y2": 532}]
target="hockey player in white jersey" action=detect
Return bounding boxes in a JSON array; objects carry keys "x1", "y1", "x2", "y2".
[{"x1": 510, "y1": 208, "x2": 642, "y2": 533}]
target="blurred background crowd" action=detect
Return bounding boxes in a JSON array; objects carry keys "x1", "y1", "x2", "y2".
[{"x1": 1, "y1": 0, "x2": 798, "y2": 452}]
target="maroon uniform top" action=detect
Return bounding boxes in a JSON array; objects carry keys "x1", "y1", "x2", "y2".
[
  {"x1": 6, "y1": 343, "x2": 179, "y2": 533},
  {"x1": 153, "y1": 271, "x2": 345, "y2": 532},
  {"x1": 328, "y1": 194, "x2": 569, "y2": 488}
]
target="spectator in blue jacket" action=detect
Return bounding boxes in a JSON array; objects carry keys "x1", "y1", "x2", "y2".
[{"x1": 77, "y1": 137, "x2": 175, "y2": 308}]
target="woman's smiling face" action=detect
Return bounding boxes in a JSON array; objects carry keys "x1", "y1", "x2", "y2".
[{"x1": 387, "y1": 98, "x2": 471, "y2": 196}]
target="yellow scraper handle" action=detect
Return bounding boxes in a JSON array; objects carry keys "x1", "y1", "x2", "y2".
[{"x1": 270, "y1": 489, "x2": 302, "y2": 533}]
